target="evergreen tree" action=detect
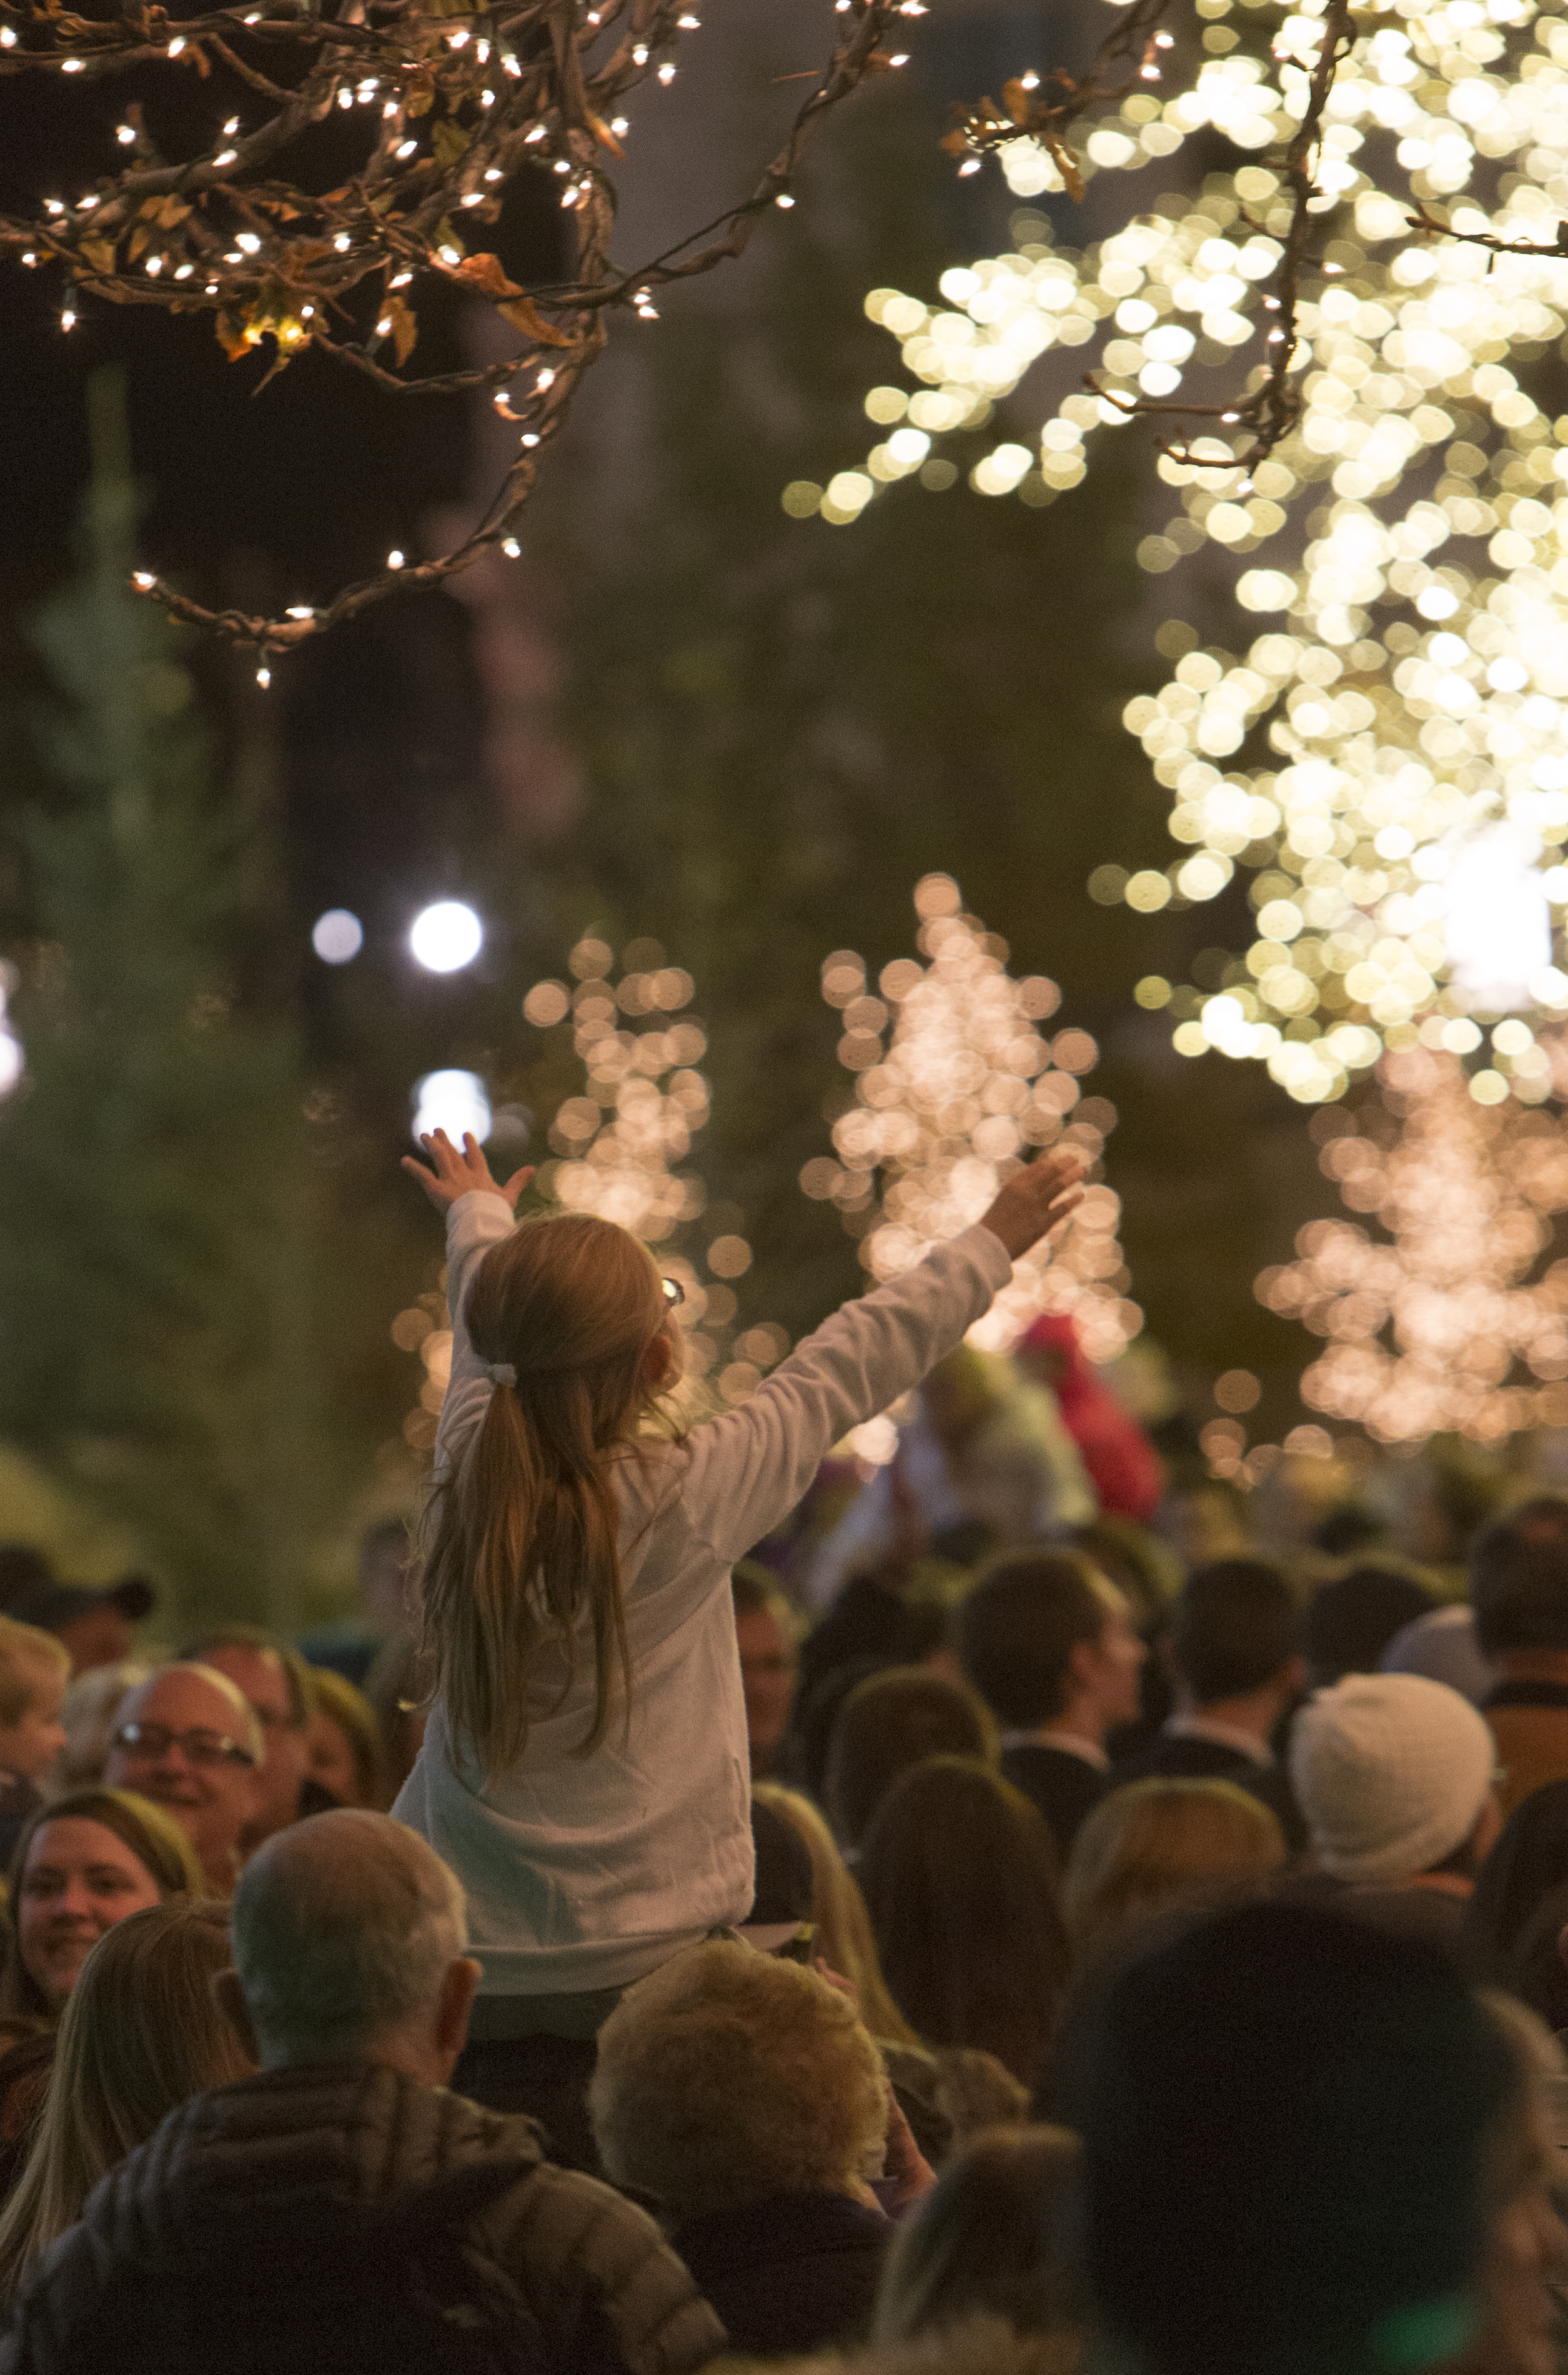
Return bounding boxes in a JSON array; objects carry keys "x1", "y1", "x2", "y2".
[{"x1": 0, "y1": 378, "x2": 369, "y2": 1631}]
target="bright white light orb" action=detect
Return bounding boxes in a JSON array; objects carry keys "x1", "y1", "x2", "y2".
[
  {"x1": 409, "y1": 900, "x2": 483, "y2": 974},
  {"x1": 412, "y1": 1069, "x2": 492, "y2": 1147},
  {"x1": 312, "y1": 909, "x2": 364, "y2": 964},
  {"x1": 1447, "y1": 823, "x2": 1552, "y2": 1014},
  {"x1": 0, "y1": 1032, "x2": 21, "y2": 1097}
]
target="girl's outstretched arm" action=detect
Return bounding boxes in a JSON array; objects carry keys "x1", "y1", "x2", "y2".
[
  {"x1": 680, "y1": 1148, "x2": 1085, "y2": 1568},
  {"x1": 402, "y1": 1131, "x2": 533, "y2": 1474}
]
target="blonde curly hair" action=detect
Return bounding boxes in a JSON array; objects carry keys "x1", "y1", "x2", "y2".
[{"x1": 588, "y1": 1939, "x2": 889, "y2": 2218}]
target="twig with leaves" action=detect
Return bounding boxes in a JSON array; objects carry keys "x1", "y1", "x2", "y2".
[
  {"x1": 0, "y1": 0, "x2": 915, "y2": 655},
  {"x1": 938, "y1": 0, "x2": 1179, "y2": 199}
]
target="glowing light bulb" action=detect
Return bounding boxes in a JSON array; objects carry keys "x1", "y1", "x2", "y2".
[
  {"x1": 412, "y1": 1069, "x2": 492, "y2": 1146},
  {"x1": 409, "y1": 901, "x2": 483, "y2": 973},
  {"x1": 312, "y1": 909, "x2": 364, "y2": 964},
  {"x1": 1447, "y1": 825, "x2": 1552, "y2": 1015}
]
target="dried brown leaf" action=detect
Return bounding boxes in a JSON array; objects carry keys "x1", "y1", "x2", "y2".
[
  {"x1": 449, "y1": 251, "x2": 523, "y2": 299},
  {"x1": 497, "y1": 294, "x2": 573, "y2": 347},
  {"x1": 1048, "y1": 137, "x2": 1084, "y2": 201},
  {"x1": 385, "y1": 290, "x2": 418, "y2": 365}
]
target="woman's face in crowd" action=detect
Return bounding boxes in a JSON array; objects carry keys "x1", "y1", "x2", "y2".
[
  {"x1": 307, "y1": 1709, "x2": 362, "y2": 1807},
  {"x1": 17, "y1": 1817, "x2": 163, "y2": 2008}
]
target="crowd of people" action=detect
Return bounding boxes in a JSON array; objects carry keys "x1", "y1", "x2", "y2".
[{"x1": 0, "y1": 1127, "x2": 1564, "y2": 2373}]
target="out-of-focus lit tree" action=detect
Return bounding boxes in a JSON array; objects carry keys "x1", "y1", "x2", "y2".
[
  {"x1": 1256, "y1": 1042, "x2": 1568, "y2": 1440},
  {"x1": 800, "y1": 873, "x2": 1143, "y2": 1462},
  {"x1": 809, "y1": 0, "x2": 1568, "y2": 1118},
  {"x1": 0, "y1": 384, "x2": 377, "y2": 1628}
]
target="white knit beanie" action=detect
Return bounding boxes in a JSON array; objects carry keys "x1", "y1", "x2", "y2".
[{"x1": 1289, "y1": 1672, "x2": 1497, "y2": 1883}]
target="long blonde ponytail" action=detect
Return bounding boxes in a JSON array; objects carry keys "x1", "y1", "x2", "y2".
[{"x1": 420, "y1": 1212, "x2": 666, "y2": 1775}]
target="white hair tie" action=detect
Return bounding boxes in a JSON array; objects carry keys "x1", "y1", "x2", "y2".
[{"x1": 485, "y1": 1362, "x2": 517, "y2": 1389}]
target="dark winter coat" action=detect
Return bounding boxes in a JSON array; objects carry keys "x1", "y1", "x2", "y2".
[
  {"x1": 0, "y1": 2061, "x2": 728, "y2": 2375},
  {"x1": 670, "y1": 2188, "x2": 890, "y2": 2358}
]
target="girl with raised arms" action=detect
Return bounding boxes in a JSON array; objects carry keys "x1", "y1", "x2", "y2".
[{"x1": 394, "y1": 1128, "x2": 1084, "y2": 2121}]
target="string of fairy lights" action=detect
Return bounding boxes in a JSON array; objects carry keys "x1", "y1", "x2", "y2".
[{"x1": 1, "y1": 0, "x2": 916, "y2": 661}]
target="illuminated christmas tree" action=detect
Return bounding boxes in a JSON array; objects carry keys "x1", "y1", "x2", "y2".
[
  {"x1": 1256, "y1": 1043, "x2": 1568, "y2": 1441},
  {"x1": 801, "y1": 875, "x2": 1143, "y2": 1404}
]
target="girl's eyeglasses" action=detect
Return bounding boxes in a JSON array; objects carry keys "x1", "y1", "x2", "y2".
[{"x1": 660, "y1": 1277, "x2": 685, "y2": 1311}]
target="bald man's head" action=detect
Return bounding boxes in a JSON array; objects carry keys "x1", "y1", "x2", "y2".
[{"x1": 231, "y1": 1810, "x2": 468, "y2": 2067}]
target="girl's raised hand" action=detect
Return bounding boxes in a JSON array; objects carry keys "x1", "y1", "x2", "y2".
[
  {"x1": 979, "y1": 1146, "x2": 1087, "y2": 1262},
  {"x1": 401, "y1": 1130, "x2": 535, "y2": 1215}
]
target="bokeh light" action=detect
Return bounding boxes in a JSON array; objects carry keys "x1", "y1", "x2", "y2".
[
  {"x1": 409, "y1": 900, "x2": 483, "y2": 974},
  {"x1": 311, "y1": 908, "x2": 364, "y2": 964},
  {"x1": 410, "y1": 1068, "x2": 491, "y2": 1147},
  {"x1": 0, "y1": 968, "x2": 22, "y2": 1099}
]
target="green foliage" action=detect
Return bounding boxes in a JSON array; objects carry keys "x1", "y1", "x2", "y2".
[{"x1": 0, "y1": 382, "x2": 368, "y2": 1630}]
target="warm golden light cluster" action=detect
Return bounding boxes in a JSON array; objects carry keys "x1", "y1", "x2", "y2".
[
  {"x1": 520, "y1": 935, "x2": 787, "y2": 1415},
  {"x1": 801, "y1": 874, "x2": 1143, "y2": 1366},
  {"x1": 799, "y1": 0, "x2": 1568, "y2": 1103},
  {"x1": 1257, "y1": 1044, "x2": 1568, "y2": 1439}
]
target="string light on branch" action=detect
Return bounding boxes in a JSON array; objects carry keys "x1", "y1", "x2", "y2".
[
  {"x1": 793, "y1": 0, "x2": 1568, "y2": 1101},
  {"x1": 0, "y1": 0, "x2": 919, "y2": 652}
]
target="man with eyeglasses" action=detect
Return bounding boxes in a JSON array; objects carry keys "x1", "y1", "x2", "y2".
[
  {"x1": 179, "y1": 1625, "x2": 338, "y2": 1848},
  {"x1": 102, "y1": 1665, "x2": 264, "y2": 1896}
]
